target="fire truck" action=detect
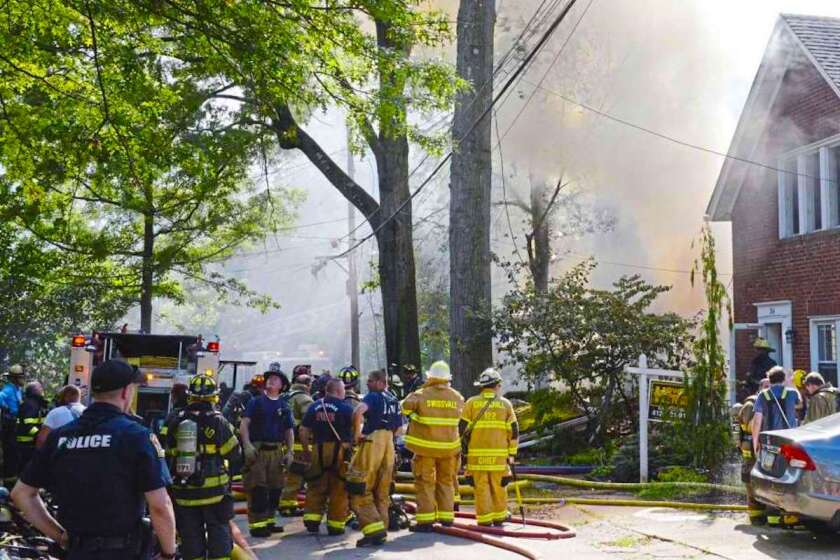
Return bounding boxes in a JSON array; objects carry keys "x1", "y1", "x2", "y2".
[{"x1": 69, "y1": 332, "x2": 220, "y2": 429}]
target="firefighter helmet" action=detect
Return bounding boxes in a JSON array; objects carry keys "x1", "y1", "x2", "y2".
[
  {"x1": 268, "y1": 361, "x2": 283, "y2": 373},
  {"x1": 474, "y1": 368, "x2": 502, "y2": 387},
  {"x1": 7, "y1": 364, "x2": 24, "y2": 378},
  {"x1": 264, "y1": 369, "x2": 290, "y2": 392},
  {"x1": 250, "y1": 373, "x2": 265, "y2": 390},
  {"x1": 753, "y1": 337, "x2": 774, "y2": 352},
  {"x1": 338, "y1": 366, "x2": 360, "y2": 388},
  {"x1": 292, "y1": 364, "x2": 312, "y2": 381},
  {"x1": 188, "y1": 374, "x2": 219, "y2": 399},
  {"x1": 427, "y1": 361, "x2": 451, "y2": 381}
]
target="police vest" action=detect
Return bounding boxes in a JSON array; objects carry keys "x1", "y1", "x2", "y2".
[{"x1": 401, "y1": 381, "x2": 464, "y2": 458}]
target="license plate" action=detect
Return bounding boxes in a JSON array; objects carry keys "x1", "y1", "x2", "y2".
[{"x1": 761, "y1": 449, "x2": 776, "y2": 470}]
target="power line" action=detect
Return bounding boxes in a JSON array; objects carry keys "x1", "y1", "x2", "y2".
[
  {"x1": 335, "y1": 0, "x2": 582, "y2": 259},
  {"x1": 566, "y1": 251, "x2": 732, "y2": 276},
  {"x1": 518, "y1": 78, "x2": 830, "y2": 184}
]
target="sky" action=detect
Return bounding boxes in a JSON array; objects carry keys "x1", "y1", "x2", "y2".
[{"x1": 158, "y1": 0, "x2": 840, "y2": 371}]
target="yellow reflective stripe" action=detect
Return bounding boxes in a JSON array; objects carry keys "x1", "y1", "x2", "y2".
[
  {"x1": 476, "y1": 512, "x2": 495, "y2": 524},
  {"x1": 219, "y1": 436, "x2": 239, "y2": 455},
  {"x1": 468, "y1": 448, "x2": 508, "y2": 457},
  {"x1": 16, "y1": 436, "x2": 34, "y2": 443},
  {"x1": 408, "y1": 415, "x2": 459, "y2": 427},
  {"x1": 175, "y1": 495, "x2": 224, "y2": 507},
  {"x1": 466, "y1": 464, "x2": 507, "y2": 471},
  {"x1": 493, "y1": 510, "x2": 509, "y2": 521},
  {"x1": 249, "y1": 520, "x2": 274, "y2": 529},
  {"x1": 508, "y1": 446, "x2": 518, "y2": 454},
  {"x1": 473, "y1": 420, "x2": 508, "y2": 430},
  {"x1": 326, "y1": 519, "x2": 345, "y2": 530},
  {"x1": 437, "y1": 511, "x2": 454, "y2": 521},
  {"x1": 404, "y1": 435, "x2": 461, "y2": 450},
  {"x1": 748, "y1": 510, "x2": 766, "y2": 518},
  {"x1": 415, "y1": 512, "x2": 436, "y2": 522},
  {"x1": 166, "y1": 449, "x2": 177, "y2": 457},
  {"x1": 160, "y1": 426, "x2": 169, "y2": 436},
  {"x1": 179, "y1": 474, "x2": 230, "y2": 489},
  {"x1": 303, "y1": 513, "x2": 322, "y2": 522},
  {"x1": 292, "y1": 443, "x2": 304, "y2": 452},
  {"x1": 208, "y1": 557, "x2": 231, "y2": 560},
  {"x1": 23, "y1": 418, "x2": 42, "y2": 425},
  {"x1": 361, "y1": 521, "x2": 385, "y2": 535}
]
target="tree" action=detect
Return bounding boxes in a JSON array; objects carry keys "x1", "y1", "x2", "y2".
[
  {"x1": 493, "y1": 261, "x2": 693, "y2": 442},
  {"x1": 113, "y1": 0, "x2": 463, "y2": 367},
  {"x1": 677, "y1": 225, "x2": 732, "y2": 472},
  {"x1": 449, "y1": 0, "x2": 496, "y2": 395},
  {"x1": 0, "y1": 223, "x2": 132, "y2": 388},
  {"x1": 0, "y1": 1, "x2": 295, "y2": 332}
]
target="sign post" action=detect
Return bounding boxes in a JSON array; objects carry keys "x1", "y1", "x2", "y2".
[{"x1": 625, "y1": 354, "x2": 684, "y2": 482}]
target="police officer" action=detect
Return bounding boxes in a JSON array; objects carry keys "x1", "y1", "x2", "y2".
[
  {"x1": 349, "y1": 369, "x2": 402, "y2": 547},
  {"x1": 11, "y1": 360, "x2": 177, "y2": 560},
  {"x1": 338, "y1": 366, "x2": 362, "y2": 411},
  {"x1": 279, "y1": 366, "x2": 314, "y2": 516},
  {"x1": 402, "y1": 361, "x2": 464, "y2": 531},
  {"x1": 14, "y1": 381, "x2": 48, "y2": 476},
  {"x1": 461, "y1": 369, "x2": 519, "y2": 527},
  {"x1": 239, "y1": 368, "x2": 294, "y2": 537},
  {"x1": 164, "y1": 374, "x2": 241, "y2": 560},
  {"x1": 300, "y1": 379, "x2": 354, "y2": 536}
]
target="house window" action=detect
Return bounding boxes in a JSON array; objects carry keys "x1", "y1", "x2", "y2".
[
  {"x1": 812, "y1": 320, "x2": 839, "y2": 386},
  {"x1": 779, "y1": 142, "x2": 840, "y2": 239}
]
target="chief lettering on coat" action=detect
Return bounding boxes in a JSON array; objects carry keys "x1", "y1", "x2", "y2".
[{"x1": 58, "y1": 435, "x2": 113, "y2": 449}]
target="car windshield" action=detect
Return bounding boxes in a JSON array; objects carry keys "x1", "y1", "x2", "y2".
[{"x1": 801, "y1": 412, "x2": 840, "y2": 431}]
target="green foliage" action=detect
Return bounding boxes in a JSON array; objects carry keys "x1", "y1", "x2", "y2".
[
  {"x1": 493, "y1": 260, "x2": 694, "y2": 441},
  {"x1": 675, "y1": 225, "x2": 733, "y2": 472},
  {"x1": 609, "y1": 431, "x2": 693, "y2": 483},
  {"x1": 0, "y1": 224, "x2": 131, "y2": 389},
  {"x1": 0, "y1": 0, "x2": 301, "y2": 323},
  {"x1": 655, "y1": 466, "x2": 708, "y2": 484},
  {"x1": 638, "y1": 466, "x2": 707, "y2": 499}
]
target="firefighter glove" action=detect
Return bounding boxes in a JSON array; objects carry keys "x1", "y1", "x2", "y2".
[{"x1": 244, "y1": 443, "x2": 257, "y2": 463}]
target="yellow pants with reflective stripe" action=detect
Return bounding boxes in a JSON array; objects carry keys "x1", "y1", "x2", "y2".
[
  {"x1": 304, "y1": 442, "x2": 349, "y2": 532},
  {"x1": 412, "y1": 454, "x2": 459, "y2": 525},
  {"x1": 350, "y1": 430, "x2": 394, "y2": 537},
  {"x1": 280, "y1": 446, "x2": 307, "y2": 510},
  {"x1": 471, "y1": 470, "x2": 508, "y2": 525}
]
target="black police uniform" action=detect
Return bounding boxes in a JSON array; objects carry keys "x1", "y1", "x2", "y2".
[
  {"x1": 21, "y1": 401, "x2": 171, "y2": 559},
  {"x1": 164, "y1": 401, "x2": 241, "y2": 560}
]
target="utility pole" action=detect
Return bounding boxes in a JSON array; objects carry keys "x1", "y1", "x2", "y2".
[{"x1": 347, "y1": 148, "x2": 361, "y2": 369}]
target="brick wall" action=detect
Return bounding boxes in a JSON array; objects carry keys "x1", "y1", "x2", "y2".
[{"x1": 732, "y1": 58, "x2": 840, "y2": 381}]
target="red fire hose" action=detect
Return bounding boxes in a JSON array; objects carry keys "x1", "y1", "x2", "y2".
[
  {"x1": 450, "y1": 522, "x2": 563, "y2": 540},
  {"x1": 433, "y1": 525, "x2": 540, "y2": 560}
]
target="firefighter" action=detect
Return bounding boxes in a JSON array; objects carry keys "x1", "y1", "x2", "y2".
[
  {"x1": 338, "y1": 366, "x2": 362, "y2": 411},
  {"x1": 460, "y1": 369, "x2": 519, "y2": 527},
  {"x1": 747, "y1": 338, "x2": 777, "y2": 394},
  {"x1": 279, "y1": 366, "x2": 314, "y2": 516},
  {"x1": 401, "y1": 361, "x2": 464, "y2": 531},
  {"x1": 738, "y1": 378, "x2": 769, "y2": 525},
  {"x1": 802, "y1": 372, "x2": 839, "y2": 424},
  {"x1": 14, "y1": 382, "x2": 48, "y2": 476},
  {"x1": 239, "y1": 369, "x2": 294, "y2": 537},
  {"x1": 300, "y1": 378, "x2": 354, "y2": 536},
  {"x1": 164, "y1": 374, "x2": 241, "y2": 560},
  {"x1": 400, "y1": 364, "x2": 424, "y2": 396},
  {"x1": 349, "y1": 369, "x2": 403, "y2": 547},
  {"x1": 0, "y1": 365, "x2": 24, "y2": 487}
]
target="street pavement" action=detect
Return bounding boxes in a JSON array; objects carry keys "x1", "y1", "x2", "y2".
[{"x1": 236, "y1": 503, "x2": 840, "y2": 559}]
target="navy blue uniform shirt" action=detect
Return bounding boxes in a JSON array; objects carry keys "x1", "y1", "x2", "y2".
[
  {"x1": 302, "y1": 397, "x2": 354, "y2": 443},
  {"x1": 242, "y1": 394, "x2": 294, "y2": 443},
  {"x1": 361, "y1": 390, "x2": 403, "y2": 435},
  {"x1": 21, "y1": 402, "x2": 171, "y2": 537}
]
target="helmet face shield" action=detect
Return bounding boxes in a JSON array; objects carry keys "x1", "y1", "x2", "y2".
[
  {"x1": 188, "y1": 374, "x2": 219, "y2": 399},
  {"x1": 338, "y1": 366, "x2": 360, "y2": 388}
]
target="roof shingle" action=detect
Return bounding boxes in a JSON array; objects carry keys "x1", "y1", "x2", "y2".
[{"x1": 782, "y1": 14, "x2": 840, "y2": 93}]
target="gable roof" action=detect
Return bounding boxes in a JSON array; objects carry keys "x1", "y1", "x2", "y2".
[{"x1": 706, "y1": 14, "x2": 840, "y2": 222}]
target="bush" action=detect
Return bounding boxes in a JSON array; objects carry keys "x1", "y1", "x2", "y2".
[
  {"x1": 609, "y1": 430, "x2": 692, "y2": 483},
  {"x1": 655, "y1": 466, "x2": 707, "y2": 484}
]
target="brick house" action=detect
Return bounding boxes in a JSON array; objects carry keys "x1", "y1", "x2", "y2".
[{"x1": 707, "y1": 14, "x2": 840, "y2": 393}]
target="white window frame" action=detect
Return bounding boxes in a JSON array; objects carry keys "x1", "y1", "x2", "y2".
[
  {"x1": 809, "y1": 316, "x2": 840, "y2": 375},
  {"x1": 778, "y1": 134, "x2": 840, "y2": 239}
]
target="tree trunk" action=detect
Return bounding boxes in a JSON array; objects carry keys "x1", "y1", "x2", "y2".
[
  {"x1": 140, "y1": 213, "x2": 154, "y2": 333},
  {"x1": 450, "y1": 0, "x2": 496, "y2": 396},
  {"x1": 376, "y1": 138, "x2": 421, "y2": 370},
  {"x1": 527, "y1": 179, "x2": 551, "y2": 294}
]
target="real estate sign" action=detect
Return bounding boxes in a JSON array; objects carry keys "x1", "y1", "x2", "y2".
[{"x1": 648, "y1": 379, "x2": 687, "y2": 421}]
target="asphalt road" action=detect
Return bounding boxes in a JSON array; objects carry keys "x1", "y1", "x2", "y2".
[{"x1": 235, "y1": 503, "x2": 840, "y2": 559}]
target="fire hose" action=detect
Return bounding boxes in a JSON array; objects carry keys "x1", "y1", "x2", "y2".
[{"x1": 433, "y1": 525, "x2": 541, "y2": 560}]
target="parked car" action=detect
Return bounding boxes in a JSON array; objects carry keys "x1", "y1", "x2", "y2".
[{"x1": 751, "y1": 413, "x2": 840, "y2": 531}]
